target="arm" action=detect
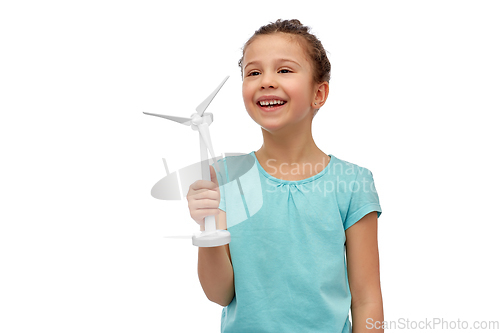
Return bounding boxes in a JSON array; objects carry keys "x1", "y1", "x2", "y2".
[
  {"x1": 346, "y1": 211, "x2": 384, "y2": 333},
  {"x1": 198, "y1": 209, "x2": 234, "y2": 307}
]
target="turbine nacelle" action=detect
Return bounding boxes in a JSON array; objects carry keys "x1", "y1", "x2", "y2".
[{"x1": 190, "y1": 112, "x2": 213, "y2": 131}]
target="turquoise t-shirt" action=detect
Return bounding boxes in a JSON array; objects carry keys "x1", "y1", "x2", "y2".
[{"x1": 211, "y1": 151, "x2": 382, "y2": 333}]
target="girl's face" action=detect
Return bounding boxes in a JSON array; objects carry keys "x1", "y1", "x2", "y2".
[{"x1": 241, "y1": 33, "x2": 319, "y2": 133}]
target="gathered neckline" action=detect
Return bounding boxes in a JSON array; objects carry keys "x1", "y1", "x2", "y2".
[{"x1": 250, "y1": 151, "x2": 333, "y2": 185}]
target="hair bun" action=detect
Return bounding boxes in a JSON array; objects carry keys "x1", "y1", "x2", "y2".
[
  {"x1": 287, "y1": 19, "x2": 303, "y2": 26},
  {"x1": 275, "y1": 19, "x2": 304, "y2": 29}
]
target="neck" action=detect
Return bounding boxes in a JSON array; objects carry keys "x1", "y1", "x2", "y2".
[{"x1": 255, "y1": 115, "x2": 324, "y2": 166}]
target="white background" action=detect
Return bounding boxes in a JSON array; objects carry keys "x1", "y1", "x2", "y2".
[{"x1": 1, "y1": 0, "x2": 499, "y2": 332}]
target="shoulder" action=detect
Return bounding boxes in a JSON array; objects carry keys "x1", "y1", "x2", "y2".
[{"x1": 327, "y1": 154, "x2": 371, "y2": 179}]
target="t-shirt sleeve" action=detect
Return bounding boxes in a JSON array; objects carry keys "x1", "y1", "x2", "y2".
[{"x1": 343, "y1": 167, "x2": 382, "y2": 230}]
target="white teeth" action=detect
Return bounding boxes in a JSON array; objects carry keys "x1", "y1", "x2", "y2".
[{"x1": 259, "y1": 100, "x2": 285, "y2": 106}]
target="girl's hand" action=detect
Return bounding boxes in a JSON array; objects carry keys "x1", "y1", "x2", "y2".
[{"x1": 186, "y1": 165, "x2": 220, "y2": 226}]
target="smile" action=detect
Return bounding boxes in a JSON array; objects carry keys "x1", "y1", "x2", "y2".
[
  {"x1": 257, "y1": 100, "x2": 287, "y2": 112},
  {"x1": 256, "y1": 96, "x2": 288, "y2": 112},
  {"x1": 258, "y1": 100, "x2": 286, "y2": 106}
]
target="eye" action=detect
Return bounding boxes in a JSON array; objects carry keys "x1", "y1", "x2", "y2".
[
  {"x1": 278, "y1": 69, "x2": 292, "y2": 74},
  {"x1": 247, "y1": 71, "x2": 260, "y2": 76}
]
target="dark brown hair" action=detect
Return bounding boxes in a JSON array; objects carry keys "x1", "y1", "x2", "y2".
[{"x1": 238, "y1": 19, "x2": 331, "y2": 83}]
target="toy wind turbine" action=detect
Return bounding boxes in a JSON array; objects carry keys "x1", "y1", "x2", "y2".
[{"x1": 144, "y1": 76, "x2": 231, "y2": 247}]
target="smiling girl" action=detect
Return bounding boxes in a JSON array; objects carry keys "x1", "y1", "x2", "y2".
[{"x1": 189, "y1": 19, "x2": 384, "y2": 333}]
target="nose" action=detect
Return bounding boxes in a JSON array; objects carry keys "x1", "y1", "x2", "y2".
[{"x1": 260, "y1": 72, "x2": 277, "y2": 89}]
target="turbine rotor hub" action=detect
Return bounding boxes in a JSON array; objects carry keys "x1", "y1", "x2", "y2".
[{"x1": 191, "y1": 113, "x2": 203, "y2": 125}]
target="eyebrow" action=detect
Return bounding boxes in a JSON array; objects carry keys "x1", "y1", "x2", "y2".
[{"x1": 244, "y1": 58, "x2": 302, "y2": 70}]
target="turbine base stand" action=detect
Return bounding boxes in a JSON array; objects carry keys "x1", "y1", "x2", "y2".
[{"x1": 192, "y1": 230, "x2": 231, "y2": 247}]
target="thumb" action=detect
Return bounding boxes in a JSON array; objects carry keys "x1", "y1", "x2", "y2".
[{"x1": 210, "y1": 164, "x2": 219, "y2": 188}]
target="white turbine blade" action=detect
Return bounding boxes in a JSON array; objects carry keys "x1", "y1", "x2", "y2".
[
  {"x1": 197, "y1": 123, "x2": 221, "y2": 174},
  {"x1": 143, "y1": 112, "x2": 192, "y2": 126},
  {"x1": 195, "y1": 76, "x2": 229, "y2": 116}
]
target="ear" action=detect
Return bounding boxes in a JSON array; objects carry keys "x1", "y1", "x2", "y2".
[{"x1": 312, "y1": 81, "x2": 329, "y2": 108}]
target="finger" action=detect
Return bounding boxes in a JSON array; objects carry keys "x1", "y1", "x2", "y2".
[
  {"x1": 189, "y1": 179, "x2": 218, "y2": 191},
  {"x1": 210, "y1": 165, "x2": 219, "y2": 187},
  {"x1": 192, "y1": 198, "x2": 220, "y2": 210},
  {"x1": 196, "y1": 208, "x2": 220, "y2": 216},
  {"x1": 190, "y1": 189, "x2": 219, "y2": 201}
]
